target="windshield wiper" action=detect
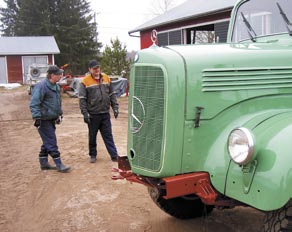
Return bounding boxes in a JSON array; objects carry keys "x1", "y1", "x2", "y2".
[
  {"x1": 276, "y1": 2, "x2": 292, "y2": 36},
  {"x1": 241, "y1": 12, "x2": 257, "y2": 42}
]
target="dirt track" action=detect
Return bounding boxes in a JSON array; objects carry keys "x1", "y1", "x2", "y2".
[{"x1": 0, "y1": 86, "x2": 263, "y2": 232}]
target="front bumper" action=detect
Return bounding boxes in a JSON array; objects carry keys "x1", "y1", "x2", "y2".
[
  {"x1": 112, "y1": 156, "x2": 154, "y2": 187},
  {"x1": 112, "y1": 156, "x2": 218, "y2": 204}
]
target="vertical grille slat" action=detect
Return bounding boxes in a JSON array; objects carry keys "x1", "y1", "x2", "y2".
[{"x1": 132, "y1": 66, "x2": 165, "y2": 171}]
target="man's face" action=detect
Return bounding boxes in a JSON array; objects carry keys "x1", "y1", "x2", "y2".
[
  {"x1": 89, "y1": 66, "x2": 100, "y2": 78},
  {"x1": 50, "y1": 73, "x2": 63, "y2": 84}
]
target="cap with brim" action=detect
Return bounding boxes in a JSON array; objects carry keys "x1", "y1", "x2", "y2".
[
  {"x1": 47, "y1": 65, "x2": 64, "y2": 75},
  {"x1": 88, "y1": 60, "x2": 100, "y2": 68}
]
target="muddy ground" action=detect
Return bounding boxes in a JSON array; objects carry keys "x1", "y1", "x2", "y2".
[{"x1": 0, "y1": 86, "x2": 263, "y2": 232}]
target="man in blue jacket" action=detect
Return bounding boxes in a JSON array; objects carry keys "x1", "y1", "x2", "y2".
[{"x1": 30, "y1": 65, "x2": 70, "y2": 173}]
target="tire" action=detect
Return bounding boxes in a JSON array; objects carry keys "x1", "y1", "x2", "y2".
[
  {"x1": 148, "y1": 187, "x2": 214, "y2": 219},
  {"x1": 263, "y1": 199, "x2": 292, "y2": 232}
]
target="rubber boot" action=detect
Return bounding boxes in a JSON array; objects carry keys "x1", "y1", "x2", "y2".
[
  {"x1": 39, "y1": 157, "x2": 56, "y2": 170},
  {"x1": 53, "y1": 157, "x2": 71, "y2": 173}
]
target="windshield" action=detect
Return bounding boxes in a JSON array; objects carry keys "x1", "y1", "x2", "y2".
[{"x1": 231, "y1": 0, "x2": 292, "y2": 42}]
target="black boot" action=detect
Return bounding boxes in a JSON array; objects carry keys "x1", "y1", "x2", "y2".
[
  {"x1": 39, "y1": 157, "x2": 56, "y2": 170},
  {"x1": 53, "y1": 157, "x2": 71, "y2": 173}
]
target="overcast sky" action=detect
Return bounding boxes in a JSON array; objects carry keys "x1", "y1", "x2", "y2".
[
  {"x1": 91, "y1": 0, "x2": 185, "y2": 51},
  {"x1": 0, "y1": 0, "x2": 186, "y2": 51}
]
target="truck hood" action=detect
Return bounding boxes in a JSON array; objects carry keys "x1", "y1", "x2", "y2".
[{"x1": 165, "y1": 38, "x2": 292, "y2": 120}]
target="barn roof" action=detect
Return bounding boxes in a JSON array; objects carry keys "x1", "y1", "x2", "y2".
[
  {"x1": 0, "y1": 36, "x2": 60, "y2": 55},
  {"x1": 129, "y1": 0, "x2": 238, "y2": 34}
]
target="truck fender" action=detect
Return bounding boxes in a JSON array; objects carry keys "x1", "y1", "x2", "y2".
[{"x1": 227, "y1": 112, "x2": 292, "y2": 211}]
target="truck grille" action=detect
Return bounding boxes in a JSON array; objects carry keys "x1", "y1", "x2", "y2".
[
  {"x1": 131, "y1": 66, "x2": 165, "y2": 171},
  {"x1": 202, "y1": 67, "x2": 292, "y2": 92}
]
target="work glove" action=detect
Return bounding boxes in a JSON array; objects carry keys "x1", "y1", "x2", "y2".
[
  {"x1": 34, "y1": 118, "x2": 41, "y2": 128},
  {"x1": 83, "y1": 113, "x2": 90, "y2": 124},
  {"x1": 55, "y1": 115, "x2": 63, "y2": 124},
  {"x1": 113, "y1": 108, "x2": 119, "y2": 119}
]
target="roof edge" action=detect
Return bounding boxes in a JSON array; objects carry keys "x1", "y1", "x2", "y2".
[{"x1": 129, "y1": 7, "x2": 233, "y2": 35}]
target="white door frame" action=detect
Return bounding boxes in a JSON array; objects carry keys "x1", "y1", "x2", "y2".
[
  {"x1": 22, "y1": 56, "x2": 48, "y2": 84},
  {"x1": 0, "y1": 56, "x2": 8, "y2": 84}
]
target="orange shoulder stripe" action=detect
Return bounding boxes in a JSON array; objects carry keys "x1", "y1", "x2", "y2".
[{"x1": 81, "y1": 74, "x2": 97, "y2": 87}]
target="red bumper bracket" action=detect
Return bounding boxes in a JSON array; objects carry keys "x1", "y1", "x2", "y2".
[
  {"x1": 111, "y1": 156, "x2": 153, "y2": 187},
  {"x1": 162, "y1": 172, "x2": 218, "y2": 205}
]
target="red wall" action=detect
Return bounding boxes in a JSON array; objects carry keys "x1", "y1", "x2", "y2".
[
  {"x1": 7, "y1": 56, "x2": 22, "y2": 83},
  {"x1": 6, "y1": 54, "x2": 53, "y2": 83},
  {"x1": 139, "y1": 11, "x2": 231, "y2": 50},
  {"x1": 140, "y1": 30, "x2": 158, "y2": 49},
  {"x1": 48, "y1": 56, "x2": 53, "y2": 64}
]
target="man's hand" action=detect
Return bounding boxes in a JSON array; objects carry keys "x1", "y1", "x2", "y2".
[
  {"x1": 34, "y1": 119, "x2": 41, "y2": 128},
  {"x1": 55, "y1": 115, "x2": 63, "y2": 124},
  {"x1": 113, "y1": 109, "x2": 119, "y2": 119},
  {"x1": 83, "y1": 113, "x2": 90, "y2": 124}
]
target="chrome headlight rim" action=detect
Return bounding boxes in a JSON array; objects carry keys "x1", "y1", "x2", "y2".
[{"x1": 227, "y1": 127, "x2": 254, "y2": 165}]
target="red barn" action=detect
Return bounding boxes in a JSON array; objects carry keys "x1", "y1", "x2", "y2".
[
  {"x1": 0, "y1": 36, "x2": 60, "y2": 84},
  {"x1": 129, "y1": 0, "x2": 237, "y2": 49}
]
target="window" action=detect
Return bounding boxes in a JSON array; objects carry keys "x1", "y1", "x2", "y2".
[{"x1": 157, "y1": 30, "x2": 182, "y2": 46}]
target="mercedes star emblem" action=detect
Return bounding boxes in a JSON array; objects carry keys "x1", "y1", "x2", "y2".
[{"x1": 130, "y1": 96, "x2": 145, "y2": 133}]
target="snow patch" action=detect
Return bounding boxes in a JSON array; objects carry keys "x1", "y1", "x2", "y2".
[{"x1": 0, "y1": 83, "x2": 22, "y2": 89}]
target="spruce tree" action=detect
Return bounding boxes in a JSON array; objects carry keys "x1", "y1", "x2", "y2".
[
  {"x1": 0, "y1": 0, "x2": 101, "y2": 74},
  {"x1": 14, "y1": 0, "x2": 51, "y2": 35},
  {"x1": 50, "y1": 0, "x2": 101, "y2": 73},
  {"x1": 101, "y1": 38, "x2": 131, "y2": 78},
  {"x1": 0, "y1": 0, "x2": 18, "y2": 36}
]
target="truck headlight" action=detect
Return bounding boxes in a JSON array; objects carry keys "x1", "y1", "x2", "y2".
[{"x1": 227, "y1": 127, "x2": 254, "y2": 165}]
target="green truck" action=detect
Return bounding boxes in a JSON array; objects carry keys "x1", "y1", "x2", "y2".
[{"x1": 114, "y1": 0, "x2": 292, "y2": 230}]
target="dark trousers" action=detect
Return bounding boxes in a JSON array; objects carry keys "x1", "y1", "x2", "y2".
[
  {"x1": 88, "y1": 113, "x2": 118, "y2": 159},
  {"x1": 38, "y1": 120, "x2": 60, "y2": 159}
]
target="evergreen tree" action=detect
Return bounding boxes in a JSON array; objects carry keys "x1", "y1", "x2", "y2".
[
  {"x1": 14, "y1": 0, "x2": 51, "y2": 35},
  {"x1": 50, "y1": 0, "x2": 102, "y2": 73},
  {"x1": 0, "y1": 0, "x2": 18, "y2": 36},
  {"x1": 0, "y1": 0, "x2": 101, "y2": 74},
  {"x1": 101, "y1": 38, "x2": 131, "y2": 78}
]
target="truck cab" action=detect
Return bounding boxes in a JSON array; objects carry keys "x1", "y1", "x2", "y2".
[{"x1": 115, "y1": 0, "x2": 292, "y2": 230}]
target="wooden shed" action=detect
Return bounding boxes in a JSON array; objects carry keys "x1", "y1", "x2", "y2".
[
  {"x1": 129, "y1": 0, "x2": 237, "y2": 49},
  {"x1": 0, "y1": 36, "x2": 60, "y2": 84}
]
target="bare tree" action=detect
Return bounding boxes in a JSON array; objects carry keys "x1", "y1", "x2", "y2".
[
  {"x1": 150, "y1": 0, "x2": 185, "y2": 15},
  {"x1": 195, "y1": 31, "x2": 215, "y2": 44}
]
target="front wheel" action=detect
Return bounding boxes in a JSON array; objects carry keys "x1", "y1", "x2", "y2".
[
  {"x1": 148, "y1": 187, "x2": 214, "y2": 219},
  {"x1": 263, "y1": 199, "x2": 292, "y2": 231}
]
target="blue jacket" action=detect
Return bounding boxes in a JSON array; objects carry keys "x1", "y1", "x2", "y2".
[{"x1": 30, "y1": 78, "x2": 63, "y2": 120}]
